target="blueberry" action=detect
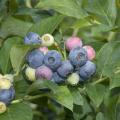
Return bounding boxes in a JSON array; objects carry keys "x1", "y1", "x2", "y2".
[
  {"x1": 0, "y1": 79, "x2": 12, "y2": 90},
  {"x1": 69, "y1": 46, "x2": 88, "y2": 67},
  {"x1": 44, "y1": 50, "x2": 62, "y2": 71},
  {"x1": 0, "y1": 87, "x2": 15, "y2": 105},
  {"x1": 79, "y1": 61, "x2": 96, "y2": 80},
  {"x1": 35, "y1": 65, "x2": 53, "y2": 80},
  {"x1": 3, "y1": 74, "x2": 14, "y2": 83},
  {"x1": 38, "y1": 47, "x2": 49, "y2": 55},
  {"x1": 57, "y1": 60, "x2": 73, "y2": 78},
  {"x1": 24, "y1": 32, "x2": 42, "y2": 45},
  {"x1": 67, "y1": 73, "x2": 80, "y2": 86},
  {"x1": 26, "y1": 49, "x2": 44, "y2": 68},
  {"x1": 83, "y1": 45, "x2": 95, "y2": 60},
  {"x1": 25, "y1": 66, "x2": 36, "y2": 82},
  {"x1": 0, "y1": 102, "x2": 6, "y2": 114},
  {"x1": 41, "y1": 34, "x2": 54, "y2": 46},
  {"x1": 65, "y1": 36, "x2": 82, "y2": 51},
  {"x1": 52, "y1": 72, "x2": 64, "y2": 84}
]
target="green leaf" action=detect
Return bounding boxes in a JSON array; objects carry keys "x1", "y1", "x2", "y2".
[
  {"x1": 0, "y1": 0, "x2": 7, "y2": 21},
  {"x1": 86, "y1": 84, "x2": 106, "y2": 107},
  {"x1": 73, "y1": 105, "x2": 82, "y2": 120},
  {"x1": 96, "y1": 112, "x2": 105, "y2": 120},
  {"x1": 103, "y1": 90, "x2": 118, "y2": 120},
  {"x1": 97, "y1": 41, "x2": 120, "y2": 89},
  {"x1": 85, "y1": 0, "x2": 117, "y2": 26},
  {"x1": 71, "y1": 18, "x2": 92, "y2": 29},
  {"x1": 36, "y1": 0, "x2": 88, "y2": 19},
  {"x1": 97, "y1": 42, "x2": 114, "y2": 76},
  {"x1": 10, "y1": 45, "x2": 31, "y2": 73},
  {"x1": 8, "y1": 0, "x2": 18, "y2": 13},
  {"x1": 73, "y1": 97, "x2": 92, "y2": 120},
  {"x1": 28, "y1": 80, "x2": 73, "y2": 111},
  {"x1": 68, "y1": 87, "x2": 84, "y2": 106},
  {"x1": 110, "y1": 73, "x2": 120, "y2": 89},
  {"x1": 0, "y1": 37, "x2": 22, "y2": 74},
  {"x1": 29, "y1": 15, "x2": 64, "y2": 35},
  {"x1": 0, "y1": 103, "x2": 33, "y2": 120},
  {"x1": 116, "y1": 100, "x2": 120, "y2": 120},
  {"x1": 53, "y1": 86, "x2": 73, "y2": 111},
  {"x1": 14, "y1": 74, "x2": 29, "y2": 98},
  {"x1": 27, "y1": 79, "x2": 58, "y2": 93},
  {"x1": 85, "y1": 115, "x2": 93, "y2": 120},
  {"x1": 0, "y1": 17, "x2": 33, "y2": 39}
]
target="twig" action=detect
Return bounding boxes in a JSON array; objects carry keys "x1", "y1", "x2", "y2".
[
  {"x1": 11, "y1": 94, "x2": 49, "y2": 104},
  {"x1": 92, "y1": 77, "x2": 108, "y2": 85}
]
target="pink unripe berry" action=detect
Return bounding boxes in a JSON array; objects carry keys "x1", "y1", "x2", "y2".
[
  {"x1": 65, "y1": 36, "x2": 82, "y2": 51},
  {"x1": 83, "y1": 45, "x2": 96, "y2": 60},
  {"x1": 35, "y1": 65, "x2": 53, "y2": 80},
  {"x1": 38, "y1": 47, "x2": 49, "y2": 54}
]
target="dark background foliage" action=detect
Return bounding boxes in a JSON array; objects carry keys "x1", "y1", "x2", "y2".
[{"x1": 0, "y1": 0, "x2": 120, "y2": 120}]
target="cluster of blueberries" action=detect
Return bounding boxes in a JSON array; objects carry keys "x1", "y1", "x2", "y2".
[
  {"x1": 24, "y1": 32, "x2": 96, "y2": 85},
  {"x1": 0, "y1": 32, "x2": 96, "y2": 114},
  {"x1": 0, "y1": 74, "x2": 15, "y2": 114}
]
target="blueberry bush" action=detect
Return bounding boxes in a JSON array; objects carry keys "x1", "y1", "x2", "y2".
[{"x1": 0, "y1": 0, "x2": 120, "y2": 120}]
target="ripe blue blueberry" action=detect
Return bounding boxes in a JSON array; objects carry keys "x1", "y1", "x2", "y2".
[
  {"x1": 69, "y1": 46, "x2": 88, "y2": 67},
  {"x1": 26, "y1": 49, "x2": 44, "y2": 68},
  {"x1": 52, "y1": 72, "x2": 64, "y2": 84},
  {"x1": 35, "y1": 65, "x2": 53, "y2": 80},
  {"x1": 0, "y1": 87, "x2": 15, "y2": 105},
  {"x1": 57, "y1": 60, "x2": 74, "y2": 78},
  {"x1": 44, "y1": 50, "x2": 62, "y2": 71},
  {"x1": 79, "y1": 61, "x2": 96, "y2": 80},
  {"x1": 24, "y1": 32, "x2": 42, "y2": 45}
]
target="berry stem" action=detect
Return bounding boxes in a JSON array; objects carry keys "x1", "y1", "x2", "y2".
[
  {"x1": 54, "y1": 42, "x2": 62, "y2": 54},
  {"x1": 72, "y1": 28, "x2": 79, "y2": 36},
  {"x1": 11, "y1": 94, "x2": 49, "y2": 104},
  {"x1": 63, "y1": 43, "x2": 67, "y2": 60},
  {"x1": 54, "y1": 42, "x2": 64, "y2": 59}
]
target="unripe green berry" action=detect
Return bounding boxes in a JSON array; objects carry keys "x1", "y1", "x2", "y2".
[
  {"x1": 0, "y1": 79, "x2": 12, "y2": 89},
  {"x1": 67, "y1": 73, "x2": 79, "y2": 86},
  {"x1": 41, "y1": 34, "x2": 54, "y2": 46},
  {"x1": 25, "y1": 67, "x2": 36, "y2": 82},
  {"x1": 4, "y1": 74, "x2": 14, "y2": 83},
  {"x1": 0, "y1": 102, "x2": 7, "y2": 114}
]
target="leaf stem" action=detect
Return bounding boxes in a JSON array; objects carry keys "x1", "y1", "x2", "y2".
[
  {"x1": 108, "y1": 32, "x2": 116, "y2": 42},
  {"x1": 92, "y1": 77, "x2": 108, "y2": 85},
  {"x1": 11, "y1": 94, "x2": 49, "y2": 104},
  {"x1": 54, "y1": 42, "x2": 62, "y2": 53}
]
